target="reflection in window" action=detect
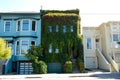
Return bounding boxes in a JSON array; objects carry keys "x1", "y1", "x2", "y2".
[
  {"x1": 22, "y1": 20, "x2": 29, "y2": 31},
  {"x1": 63, "y1": 25, "x2": 66, "y2": 33},
  {"x1": 48, "y1": 26, "x2": 52, "y2": 32},
  {"x1": 49, "y1": 44, "x2": 52, "y2": 53},
  {"x1": 5, "y1": 21, "x2": 10, "y2": 32},
  {"x1": 87, "y1": 38, "x2": 92, "y2": 49},
  {"x1": 113, "y1": 34, "x2": 118, "y2": 41},
  {"x1": 21, "y1": 41, "x2": 28, "y2": 54}
]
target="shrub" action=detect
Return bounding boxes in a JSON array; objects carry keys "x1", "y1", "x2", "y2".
[
  {"x1": 63, "y1": 61, "x2": 72, "y2": 73},
  {"x1": 33, "y1": 60, "x2": 47, "y2": 74},
  {"x1": 77, "y1": 58, "x2": 85, "y2": 73}
]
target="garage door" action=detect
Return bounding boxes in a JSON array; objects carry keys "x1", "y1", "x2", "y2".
[{"x1": 19, "y1": 62, "x2": 33, "y2": 74}]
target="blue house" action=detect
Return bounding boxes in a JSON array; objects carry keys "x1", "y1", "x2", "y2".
[{"x1": 0, "y1": 12, "x2": 41, "y2": 74}]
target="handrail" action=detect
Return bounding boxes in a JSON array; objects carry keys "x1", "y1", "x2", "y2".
[
  {"x1": 97, "y1": 48, "x2": 119, "y2": 72},
  {"x1": 96, "y1": 48, "x2": 110, "y2": 64}
]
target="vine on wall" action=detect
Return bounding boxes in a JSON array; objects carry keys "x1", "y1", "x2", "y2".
[{"x1": 41, "y1": 9, "x2": 83, "y2": 63}]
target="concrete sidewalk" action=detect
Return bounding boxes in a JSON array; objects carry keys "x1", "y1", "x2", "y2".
[{"x1": 0, "y1": 72, "x2": 120, "y2": 80}]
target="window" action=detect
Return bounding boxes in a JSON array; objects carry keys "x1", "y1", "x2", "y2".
[
  {"x1": 16, "y1": 41, "x2": 20, "y2": 55},
  {"x1": 17, "y1": 21, "x2": 21, "y2": 31},
  {"x1": 56, "y1": 25, "x2": 59, "y2": 32},
  {"x1": 87, "y1": 38, "x2": 92, "y2": 49},
  {"x1": 55, "y1": 48, "x2": 59, "y2": 53},
  {"x1": 22, "y1": 20, "x2": 29, "y2": 31},
  {"x1": 31, "y1": 41, "x2": 35, "y2": 46},
  {"x1": 113, "y1": 34, "x2": 118, "y2": 41},
  {"x1": 70, "y1": 26, "x2": 73, "y2": 32},
  {"x1": 32, "y1": 21, "x2": 36, "y2": 31},
  {"x1": 21, "y1": 41, "x2": 28, "y2": 54},
  {"x1": 48, "y1": 26, "x2": 52, "y2": 32},
  {"x1": 63, "y1": 25, "x2": 66, "y2": 33},
  {"x1": 4, "y1": 21, "x2": 10, "y2": 32},
  {"x1": 49, "y1": 44, "x2": 52, "y2": 53}
]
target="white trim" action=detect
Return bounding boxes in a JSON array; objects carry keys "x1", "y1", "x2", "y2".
[{"x1": 4, "y1": 21, "x2": 11, "y2": 32}]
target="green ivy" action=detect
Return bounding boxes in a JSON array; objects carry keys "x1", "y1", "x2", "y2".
[{"x1": 41, "y1": 9, "x2": 83, "y2": 63}]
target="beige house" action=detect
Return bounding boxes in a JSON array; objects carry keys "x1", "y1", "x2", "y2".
[{"x1": 83, "y1": 21, "x2": 120, "y2": 72}]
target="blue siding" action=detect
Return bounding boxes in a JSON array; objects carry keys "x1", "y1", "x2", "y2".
[{"x1": 0, "y1": 13, "x2": 41, "y2": 74}]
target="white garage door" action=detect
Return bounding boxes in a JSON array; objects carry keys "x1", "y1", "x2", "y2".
[
  {"x1": 20, "y1": 62, "x2": 33, "y2": 74},
  {"x1": 85, "y1": 57, "x2": 97, "y2": 68}
]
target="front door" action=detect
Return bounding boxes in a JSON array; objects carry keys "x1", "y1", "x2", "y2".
[{"x1": 95, "y1": 38, "x2": 101, "y2": 50}]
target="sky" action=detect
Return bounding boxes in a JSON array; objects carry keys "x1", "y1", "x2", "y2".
[{"x1": 1, "y1": 0, "x2": 120, "y2": 27}]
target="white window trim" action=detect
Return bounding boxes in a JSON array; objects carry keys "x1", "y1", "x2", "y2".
[
  {"x1": 20, "y1": 40, "x2": 29, "y2": 55},
  {"x1": 32, "y1": 20, "x2": 37, "y2": 32},
  {"x1": 4, "y1": 21, "x2": 11, "y2": 32},
  {"x1": 21, "y1": 19, "x2": 30, "y2": 32},
  {"x1": 86, "y1": 38, "x2": 92, "y2": 50}
]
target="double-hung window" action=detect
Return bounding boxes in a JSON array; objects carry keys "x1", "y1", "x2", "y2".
[
  {"x1": 22, "y1": 20, "x2": 29, "y2": 31},
  {"x1": 32, "y1": 21, "x2": 36, "y2": 31},
  {"x1": 70, "y1": 25, "x2": 73, "y2": 32},
  {"x1": 56, "y1": 25, "x2": 59, "y2": 32},
  {"x1": 17, "y1": 21, "x2": 21, "y2": 31},
  {"x1": 4, "y1": 21, "x2": 11, "y2": 32},
  {"x1": 48, "y1": 26, "x2": 52, "y2": 32},
  {"x1": 113, "y1": 34, "x2": 118, "y2": 41},
  {"x1": 63, "y1": 25, "x2": 66, "y2": 33},
  {"x1": 21, "y1": 41, "x2": 29, "y2": 54},
  {"x1": 87, "y1": 38, "x2": 92, "y2": 49},
  {"x1": 16, "y1": 41, "x2": 20, "y2": 55}
]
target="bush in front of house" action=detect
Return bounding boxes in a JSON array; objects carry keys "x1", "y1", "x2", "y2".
[
  {"x1": 63, "y1": 61, "x2": 72, "y2": 73},
  {"x1": 77, "y1": 58, "x2": 85, "y2": 73},
  {"x1": 33, "y1": 60, "x2": 47, "y2": 74}
]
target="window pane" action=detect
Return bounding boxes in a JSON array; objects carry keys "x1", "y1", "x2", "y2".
[
  {"x1": 22, "y1": 20, "x2": 29, "y2": 31},
  {"x1": 31, "y1": 41, "x2": 35, "y2": 46},
  {"x1": 48, "y1": 26, "x2": 52, "y2": 32},
  {"x1": 70, "y1": 26, "x2": 73, "y2": 32},
  {"x1": 63, "y1": 25, "x2": 66, "y2": 33},
  {"x1": 56, "y1": 25, "x2": 59, "y2": 32},
  {"x1": 17, "y1": 21, "x2": 20, "y2": 31},
  {"x1": 113, "y1": 34, "x2": 118, "y2": 41},
  {"x1": 16, "y1": 41, "x2": 20, "y2": 55},
  {"x1": 87, "y1": 38, "x2": 92, "y2": 49},
  {"x1": 5, "y1": 22, "x2": 10, "y2": 31},
  {"x1": 49, "y1": 44, "x2": 52, "y2": 53},
  {"x1": 55, "y1": 48, "x2": 59, "y2": 53},
  {"x1": 32, "y1": 21, "x2": 36, "y2": 31},
  {"x1": 21, "y1": 41, "x2": 28, "y2": 54}
]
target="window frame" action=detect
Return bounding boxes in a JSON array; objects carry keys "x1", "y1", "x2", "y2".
[
  {"x1": 21, "y1": 40, "x2": 29, "y2": 55},
  {"x1": 22, "y1": 19, "x2": 30, "y2": 31},
  {"x1": 86, "y1": 38, "x2": 92, "y2": 49},
  {"x1": 32, "y1": 20, "x2": 36, "y2": 32},
  {"x1": 4, "y1": 21, "x2": 11, "y2": 32},
  {"x1": 112, "y1": 33, "x2": 119, "y2": 41}
]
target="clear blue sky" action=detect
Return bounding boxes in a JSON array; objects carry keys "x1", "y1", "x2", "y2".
[{"x1": 1, "y1": 0, "x2": 120, "y2": 27}]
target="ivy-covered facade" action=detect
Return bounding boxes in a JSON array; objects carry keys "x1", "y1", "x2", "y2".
[{"x1": 41, "y1": 9, "x2": 83, "y2": 63}]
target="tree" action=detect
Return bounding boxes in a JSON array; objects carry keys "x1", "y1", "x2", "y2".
[{"x1": 0, "y1": 38, "x2": 11, "y2": 60}]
